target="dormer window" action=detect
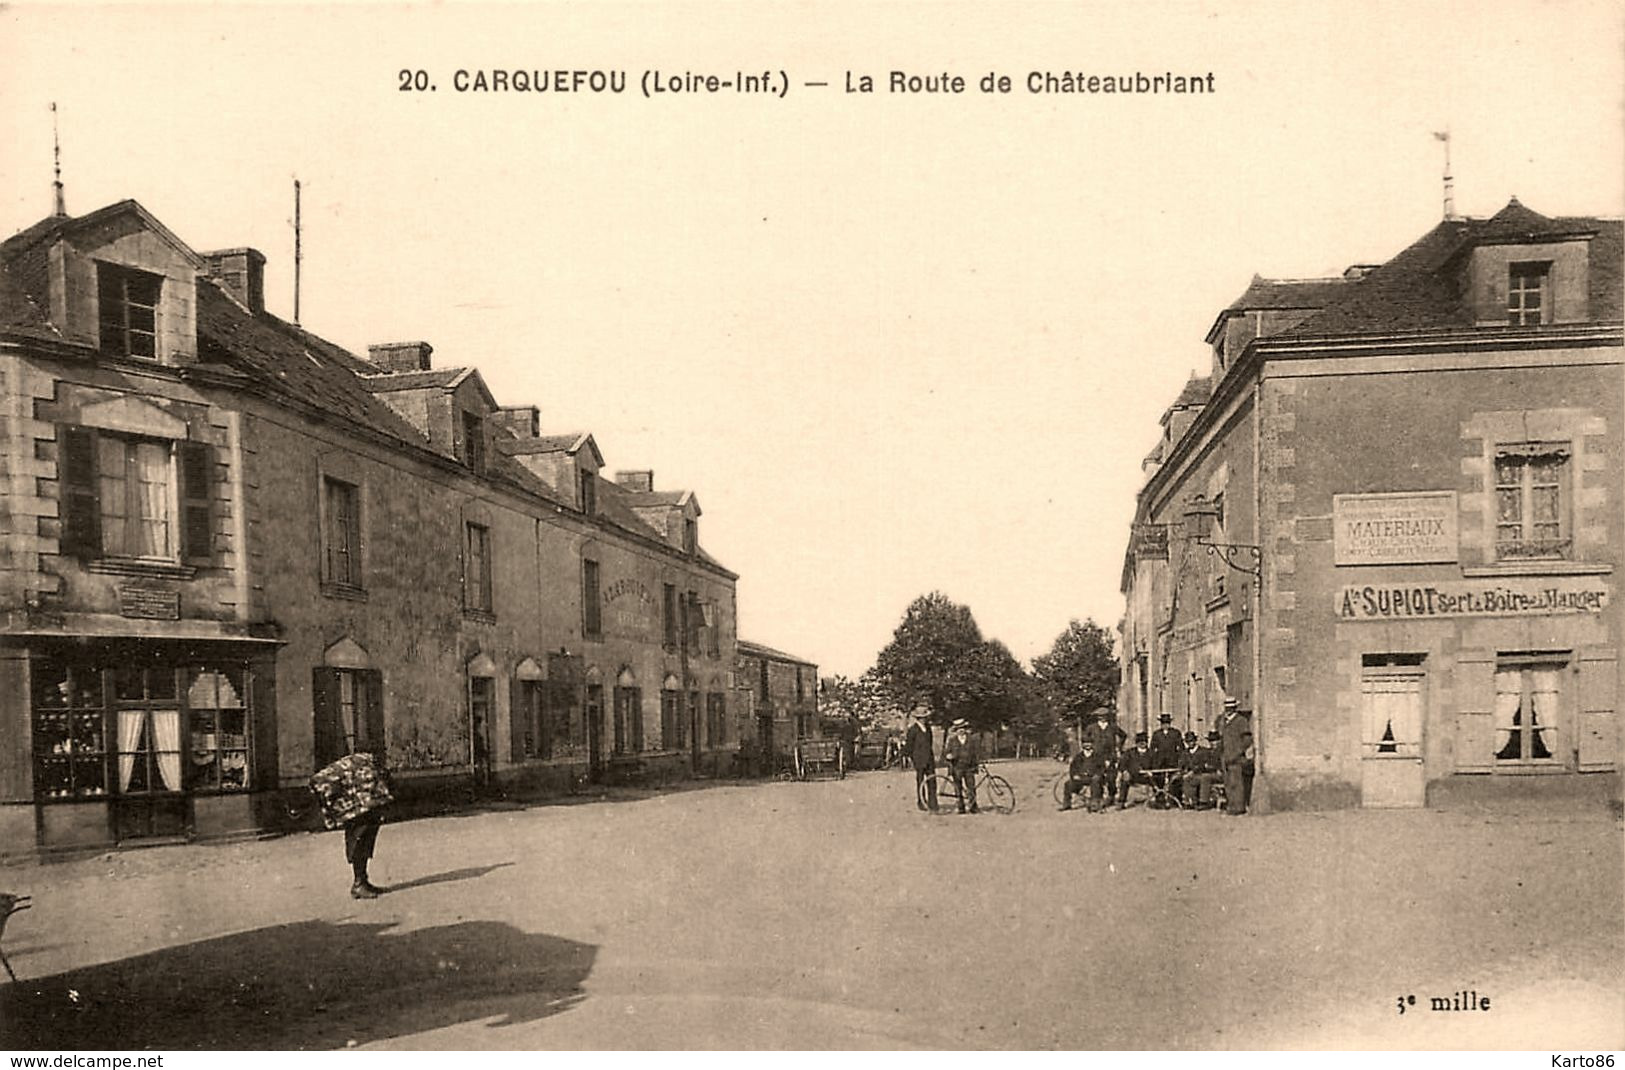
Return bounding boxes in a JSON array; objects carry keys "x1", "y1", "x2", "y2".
[
  {"x1": 1508, "y1": 262, "x2": 1551, "y2": 326},
  {"x1": 461, "y1": 411, "x2": 486, "y2": 474},
  {"x1": 683, "y1": 516, "x2": 697, "y2": 555},
  {"x1": 97, "y1": 263, "x2": 162, "y2": 359},
  {"x1": 579, "y1": 470, "x2": 597, "y2": 516}
]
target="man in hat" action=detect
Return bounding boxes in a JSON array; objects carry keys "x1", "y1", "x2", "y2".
[
  {"x1": 1181, "y1": 729, "x2": 1222, "y2": 809},
  {"x1": 1059, "y1": 738, "x2": 1108, "y2": 812},
  {"x1": 1148, "y1": 713, "x2": 1185, "y2": 809},
  {"x1": 1219, "y1": 697, "x2": 1255, "y2": 815},
  {"x1": 942, "y1": 718, "x2": 980, "y2": 814},
  {"x1": 904, "y1": 705, "x2": 937, "y2": 812},
  {"x1": 1116, "y1": 730, "x2": 1154, "y2": 809},
  {"x1": 1081, "y1": 707, "x2": 1122, "y2": 788}
]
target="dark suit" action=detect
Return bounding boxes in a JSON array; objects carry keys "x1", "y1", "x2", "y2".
[
  {"x1": 1062, "y1": 748, "x2": 1107, "y2": 811},
  {"x1": 1116, "y1": 746, "x2": 1153, "y2": 807},
  {"x1": 1220, "y1": 711, "x2": 1254, "y2": 814},
  {"x1": 1148, "y1": 726, "x2": 1185, "y2": 808},
  {"x1": 1182, "y1": 743, "x2": 1221, "y2": 807},
  {"x1": 942, "y1": 732, "x2": 979, "y2": 813},
  {"x1": 905, "y1": 721, "x2": 936, "y2": 811}
]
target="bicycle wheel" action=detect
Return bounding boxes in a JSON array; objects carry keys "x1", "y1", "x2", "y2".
[
  {"x1": 1051, "y1": 773, "x2": 1071, "y2": 809},
  {"x1": 927, "y1": 773, "x2": 958, "y2": 811},
  {"x1": 984, "y1": 774, "x2": 1016, "y2": 814}
]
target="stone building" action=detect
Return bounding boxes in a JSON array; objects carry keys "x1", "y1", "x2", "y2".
[
  {"x1": 1118, "y1": 199, "x2": 1622, "y2": 809},
  {"x1": 0, "y1": 199, "x2": 739, "y2": 853},
  {"x1": 734, "y1": 639, "x2": 820, "y2": 771}
]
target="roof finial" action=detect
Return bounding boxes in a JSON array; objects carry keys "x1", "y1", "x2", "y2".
[
  {"x1": 50, "y1": 102, "x2": 66, "y2": 217},
  {"x1": 1433, "y1": 128, "x2": 1455, "y2": 221}
]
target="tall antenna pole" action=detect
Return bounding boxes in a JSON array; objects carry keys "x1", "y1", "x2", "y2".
[
  {"x1": 1434, "y1": 128, "x2": 1455, "y2": 221},
  {"x1": 293, "y1": 178, "x2": 303, "y2": 324},
  {"x1": 51, "y1": 103, "x2": 66, "y2": 217}
]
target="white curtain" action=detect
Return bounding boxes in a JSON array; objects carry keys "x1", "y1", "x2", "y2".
[
  {"x1": 133, "y1": 442, "x2": 170, "y2": 557},
  {"x1": 153, "y1": 709, "x2": 181, "y2": 790},
  {"x1": 117, "y1": 709, "x2": 144, "y2": 790},
  {"x1": 1493, "y1": 670, "x2": 1521, "y2": 754}
]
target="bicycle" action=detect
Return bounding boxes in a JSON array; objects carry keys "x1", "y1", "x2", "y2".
[{"x1": 922, "y1": 761, "x2": 1016, "y2": 814}]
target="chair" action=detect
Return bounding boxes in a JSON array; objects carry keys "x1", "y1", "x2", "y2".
[{"x1": 0, "y1": 892, "x2": 32, "y2": 982}]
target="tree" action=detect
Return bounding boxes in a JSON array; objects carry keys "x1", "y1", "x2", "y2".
[
  {"x1": 818, "y1": 670, "x2": 899, "y2": 733},
  {"x1": 873, "y1": 592, "x2": 986, "y2": 743},
  {"x1": 1031, "y1": 619, "x2": 1120, "y2": 737}
]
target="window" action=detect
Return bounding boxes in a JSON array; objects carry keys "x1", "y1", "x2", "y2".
[
  {"x1": 706, "y1": 603, "x2": 721, "y2": 659},
  {"x1": 462, "y1": 411, "x2": 486, "y2": 474},
  {"x1": 687, "y1": 691, "x2": 700, "y2": 750},
  {"x1": 186, "y1": 667, "x2": 249, "y2": 791},
  {"x1": 663, "y1": 584, "x2": 678, "y2": 648},
  {"x1": 685, "y1": 591, "x2": 701, "y2": 652},
  {"x1": 706, "y1": 693, "x2": 727, "y2": 747},
  {"x1": 322, "y1": 477, "x2": 362, "y2": 588},
  {"x1": 661, "y1": 688, "x2": 682, "y2": 749},
  {"x1": 758, "y1": 660, "x2": 769, "y2": 701},
  {"x1": 515, "y1": 680, "x2": 544, "y2": 759},
  {"x1": 1508, "y1": 262, "x2": 1550, "y2": 326},
  {"x1": 582, "y1": 559, "x2": 602, "y2": 638},
  {"x1": 1494, "y1": 658, "x2": 1563, "y2": 763},
  {"x1": 32, "y1": 662, "x2": 109, "y2": 799},
  {"x1": 98, "y1": 263, "x2": 161, "y2": 359},
  {"x1": 113, "y1": 665, "x2": 182, "y2": 796},
  {"x1": 313, "y1": 667, "x2": 383, "y2": 768},
  {"x1": 683, "y1": 517, "x2": 697, "y2": 555},
  {"x1": 579, "y1": 470, "x2": 597, "y2": 516},
  {"x1": 1494, "y1": 443, "x2": 1569, "y2": 559},
  {"x1": 59, "y1": 427, "x2": 212, "y2": 565},
  {"x1": 1361, "y1": 657, "x2": 1424, "y2": 758},
  {"x1": 613, "y1": 685, "x2": 642, "y2": 755},
  {"x1": 464, "y1": 523, "x2": 493, "y2": 615},
  {"x1": 795, "y1": 667, "x2": 805, "y2": 703}
]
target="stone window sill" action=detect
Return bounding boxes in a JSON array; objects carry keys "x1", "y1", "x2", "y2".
[
  {"x1": 320, "y1": 582, "x2": 369, "y2": 603},
  {"x1": 87, "y1": 558, "x2": 196, "y2": 580}
]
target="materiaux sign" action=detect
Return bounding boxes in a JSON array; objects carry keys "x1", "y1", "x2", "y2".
[
  {"x1": 1336, "y1": 579, "x2": 1609, "y2": 621},
  {"x1": 1334, "y1": 492, "x2": 1457, "y2": 565}
]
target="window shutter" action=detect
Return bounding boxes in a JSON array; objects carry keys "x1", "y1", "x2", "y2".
[
  {"x1": 249, "y1": 665, "x2": 278, "y2": 790},
  {"x1": 179, "y1": 441, "x2": 214, "y2": 564},
  {"x1": 311, "y1": 668, "x2": 340, "y2": 769},
  {"x1": 59, "y1": 426, "x2": 101, "y2": 558},
  {"x1": 362, "y1": 670, "x2": 386, "y2": 758}
]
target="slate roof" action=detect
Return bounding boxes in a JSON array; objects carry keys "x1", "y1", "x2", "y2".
[
  {"x1": 1281, "y1": 200, "x2": 1622, "y2": 337},
  {"x1": 737, "y1": 639, "x2": 817, "y2": 667},
  {"x1": 360, "y1": 368, "x2": 468, "y2": 392},
  {"x1": 498, "y1": 433, "x2": 588, "y2": 456},
  {"x1": 1224, "y1": 275, "x2": 1351, "y2": 311}
]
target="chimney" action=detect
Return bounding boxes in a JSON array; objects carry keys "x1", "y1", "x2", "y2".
[
  {"x1": 202, "y1": 248, "x2": 266, "y2": 314},
  {"x1": 615, "y1": 470, "x2": 654, "y2": 493},
  {"x1": 367, "y1": 341, "x2": 433, "y2": 373},
  {"x1": 492, "y1": 406, "x2": 540, "y2": 439}
]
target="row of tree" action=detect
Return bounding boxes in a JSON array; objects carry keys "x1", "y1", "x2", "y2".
[{"x1": 821, "y1": 591, "x2": 1120, "y2": 753}]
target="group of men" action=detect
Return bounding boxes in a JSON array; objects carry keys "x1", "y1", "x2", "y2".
[
  {"x1": 1059, "y1": 700, "x2": 1254, "y2": 815},
  {"x1": 904, "y1": 709, "x2": 982, "y2": 814}
]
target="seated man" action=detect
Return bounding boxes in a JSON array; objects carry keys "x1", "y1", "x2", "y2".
[
  {"x1": 1181, "y1": 729, "x2": 1222, "y2": 810},
  {"x1": 1147, "y1": 713, "x2": 1186, "y2": 809},
  {"x1": 1060, "y1": 739, "x2": 1108, "y2": 813},
  {"x1": 1116, "y1": 731, "x2": 1154, "y2": 809}
]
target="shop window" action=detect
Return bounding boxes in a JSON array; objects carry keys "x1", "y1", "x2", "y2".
[
  {"x1": 97, "y1": 262, "x2": 162, "y2": 359},
  {"x1": 1507, "y1": 262, "x2": 1550, "y2": 326},
  {"x1": 32, "y1": 662, "x2": 109, "y2": 799},
  {"x1": 464, "y1": 522, "x2": 493, "y2": 615},
  {"x1": 582, "y1": 559, "x2": 602, "y2": 638},
  {"x1": 1494, "y1": 443, "x2": 1570, "y2": 560},
  {"x1": 113, "y1": 665, "x2": 182, "y2": 796},
  {"x1": 186, "y1": 667, "x2": 249, "y2": 791},
  {"x1": 59, "y1": 427, "x2": 213, "y2": 565},
  {"x1": 322, "y1": 476, "x2": 363, "y2": 589},
  {"x1": 1360, "y1": 656, "x2": 1425, "y2": 758},
  {"x1": 1494, "y1": 658, "x2": 1563, "y2": 763},
  {"x1": 312, "y1": 667, "x2": 384, "y2": 768}
]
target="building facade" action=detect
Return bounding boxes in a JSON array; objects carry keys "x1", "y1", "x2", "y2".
[
  {"x1": 1119, "y1": 200, "x2": 1623, "y2": 809},
  {"x1": 734, "y1": 639, "x2": 820, "y2": 771},
  {"x1": 1, "y1": 200, "x2": 739, "y2": 854}
]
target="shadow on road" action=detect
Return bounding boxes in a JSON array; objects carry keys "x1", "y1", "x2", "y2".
[
  {"x1": 0, "y1": 918, "x2": 596, "y2": 1049},
  {"x1": 383, "y1": 861, "x2": 515, "y2": 892}
]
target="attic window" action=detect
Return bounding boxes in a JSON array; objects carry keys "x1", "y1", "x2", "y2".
[
  {"x1": 461, "y1": 411, "x2": 485, "y2": 474},
  {"x1": 98, "y1": 263, "x2": 162, "y2": 359},
  {"x1": 683, "y1": 516, "x2": 697, "y2": 554},
  {"x1": 579, "y1": 470, "x2": 597, "y2": 516},
  {"x1": 1508, "y1": 262, "x2": 1550, "y2": 326}
]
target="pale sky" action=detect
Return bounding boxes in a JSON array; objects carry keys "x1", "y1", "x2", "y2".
[{"x1": 4, "y1": 1, "x2": 1622, "y2": 678}]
